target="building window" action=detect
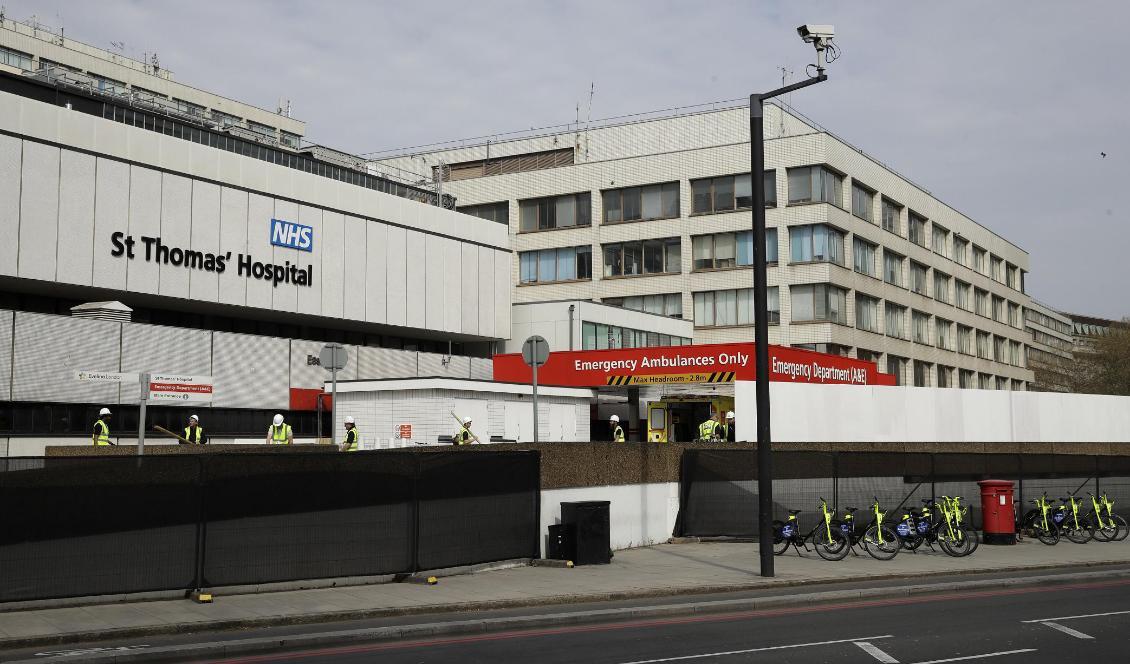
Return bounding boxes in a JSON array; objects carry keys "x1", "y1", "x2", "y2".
[
  {"x1": 1010, "y1": 340, "x2": 1023, "y2": 366},
  {"x1": 883, "y1": 250, "x2": 905, "y2": 287},
  {"x1": 990, "y1": 255, "x2": 1004, "y2": 282},
  {"x1": 957, "y1": 324, "x2": 973, "y2": 355},
  {"x1": 932, "y1": 224, "x2": 950, "y2": 258},
  {"x1": 912, "y1": 310, "x2": 931, "y2": 344},
  {"x1": 851, "y1": 182, "x2": 875, "y2": 221},
  {"x1": 173, "y1": 98, "x2": 206, "y2": 117},
  {"x1": 459, "y1": 202, "x2": 509, "y2": 225},
  {"x1": 887, "y1": 356, "x2": 905, "y2": 386},
  {"x1": 910, "y1": 261, "x2": 928, "y2": 295},
  {"x1": 210, "y1": 110, "x2": 242, "y2": 128},
  {"x1": 789, "y1": 224, "x2": 844, "y2": 265},
  {"x1": 881, "y1": 198, "x2": 901, "y2": 235},
  {"x1": 280, "y1": 131, "x2": 301, "y2": 149},
  {"x1": 691, "y1": 172, "x2": 775, "y2": 213},
  {"x1": 855, "y1": 293, "x2": 881, "y2": 333},
  {"x1": 976, "y1": 331, "x2": 992, "y2": 359},
  {"x1": 935, "y1": 318, "x2": 953, "y2": 350},
  {"x1": 581, "y1": 321, "x2": 689, "y2": 350},
  {"x1": 519, "y1": 246, "x2": 592, "y2": 284},
  {"x1": 937, "y1": 366, "x2": 953, "y2": 388},
  {"x1": 853, "y1": 237, "x2": 877, "y2": 277},
  {"x1": 975, "y1": 288, "x2": 990, "y2": 317},
  {"x1": 604, "y1": 182, "x2": 680, "y2": 223},
  {"x1": 603, "y1": 238, "x2": 680, "y2": 277},
  {"x1": 791, "y1": 284, "x2": 847, "y2": 324},
  {"x1": 994, "y1": 335, "x2": 1008, "y2": 363},
  {"x1": 973, "y1": 246, "x2": 988, "y2": 274},
  {"x1": 793, "y1": 343, "x2": 851, "y2": 356},
  {"x1": 933, "y1": 271, "x2": 950, "y2": 304},
  {"x1": 1006, "y1": 263, "x2": 1019, "y2": 290},
  {"x1": 977, "y1": 373, "x2": 993, "y2": 389},
  {"x1": 692, "y1": 229, "x2": 776, "y2": 270},
  {"x1": 0, "y1": 46, "x2": 34, "y2": 70},
  {"x1": 913, "y1": 360, "x2": 932, "y2": 387},
  {"x1": 693, "y1": 287, "x2": 778, "y2": 327},
  {"x1": 908, "y1": 212, "x2": 928, "y2": 248},
  {"x1": 787, "y1": 165, "x2": 843, "y2": 207},
  {"x1": 992, "y1": 295, "x2": 1005, "y2": 323},
  {"x1": 440, "y1": 147, "x2": 574, "y2": 181},
  {"x1": 604, "y1": 293, "x2": 683, "y2": 318},
  {"x1": 857, "y1": 349, "x2": 882, "y2": 364},
  {"x1": 953, "y1": 237, "x2": 969, "y2": 266},
  {"x1": 885, "y1": 303, "x2": 907, "y2": 339},
  {"x1": 247, "y1": 121, "x2": 277, "y2": 139},
  {"x1": 955, "y1": 280, "x2": 972, "y2": 311},
  {"x1": 960, "y1": 369, "x2": 975, "y2": 389},
  {"x1": 996, "y1": 376, "x2": 1010, "y2": 391},
  {"x1": 1008, "y1": 302, "x2": 1021, "y2": 328},
  {"x1": 519, "y1": 192, "x2": 592, "y2": 232}
]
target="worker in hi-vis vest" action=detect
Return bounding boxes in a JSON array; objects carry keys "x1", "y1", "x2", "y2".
[
  {"x1": 453, "y1": 416, "x2": 475, "y2": 445},
  {"x1": 724, "y1": 411, "x2": 736, "y2": 442},
  {"x1": 698, "y1": 413, "x2": 722, "y2": 442},
  {"x1": 341, "y1": 416, "x2": 360, "y2": 452},
  {"x1": 92, "y1": 407, "x2": 114, "y2": 446},
  {"x1": 267, "y1": 413, "x2": 293, "y2": 444},
  {"x1": 610, "y1": 414, "x2": 626, "y2": 442},
  {"x1": 184, "y1": 414, "x2": 206, "y2": 444}
]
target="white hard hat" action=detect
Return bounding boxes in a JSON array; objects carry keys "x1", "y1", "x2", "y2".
[
  {"x1": 609, "y1": 414, "x2": 620, "y2": 422},
  {"x1": 726, "y1": 411, "x2": 735, "y2": 419},
  {"x1": 344, "y1": 416, "x2": 355, "y2": 424},
  {"x1": 99, "y1": 407, "x2": 111, "y2": 416},
  {"x1": 463, "y1": 416, "x2": 472, "y2": 424},
  {"x1": 189, "y1": 414, "x2": 199, "y2": 422},
  {"x1": 273, "y1": 414, "x2": 284, "y2": 426}
]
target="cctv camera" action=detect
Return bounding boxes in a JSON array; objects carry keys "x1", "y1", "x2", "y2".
[{"x1": 797, "y1": 24, "x2": 835, "y2": 44}]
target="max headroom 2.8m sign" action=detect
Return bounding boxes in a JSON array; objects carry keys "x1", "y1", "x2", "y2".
[{"x1": 109, "y1": 231, "x2": 314, "y2": 287}]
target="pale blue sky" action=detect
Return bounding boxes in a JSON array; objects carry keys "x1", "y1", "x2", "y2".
[{"x1": 8, "y1": 0, "x2": 1127, "y2": 317}]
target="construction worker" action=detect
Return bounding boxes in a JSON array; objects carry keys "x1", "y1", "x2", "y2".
[
  {"x1": 92, "y1": 407, "x2": 114, "y2": 446},
  {"x1": 267, "y1": 413, "x2": 293, "y2": 445},
  {"x1": 452, "y1": 416, "x2": 475, "y2": 445},
  {"x1": 341, "y1": 416, "x2": 360, "y2": 452},
  {"x1": 610, "y1": 414, "x2": 626, "y2": 442},
  {"x1": 698, "y1": 412, "x2": 722, "y2": 442},
  {"x1": 724, "y1": 411, "x2": 736, "y2": 442},
  {"x1": 183, "y1": 414, "x2": 206, "y2": 445}
]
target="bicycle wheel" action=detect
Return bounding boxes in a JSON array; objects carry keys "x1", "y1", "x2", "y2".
[
  {"x1": 1063, "y1": 519, "x2": 1094, "y2": 544},
  {"x1": 1034, "y1": 522, "x2": 1059, "y2": 546},
  {"x1": 772, "y1": 520, "x2": 790, "y2": 555},
  {"x1": 1113, "y1": 515, "x2": 1129, "y2": 542},
  {"x1": 863, "y1": 525, "x2": 900, "y2": 561},
  {"x1": 815, "y1": 528, "x2": 850, "y2": 561},
  {"x1": 938, "y1": 528, "x2": 973, "y2": 557}
]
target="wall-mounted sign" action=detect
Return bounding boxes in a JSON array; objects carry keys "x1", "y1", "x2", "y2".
[
  {"x1": 148, "y1": 374, "x2": 214, "y2": 405},
  {"x1": 270, "y1": 218, "x2": 314, "y2": 252},
  {"x1": 109, "y1": 232, "x2": 314, "y2": 287},
  {"x1": 396, "y1": 424, "x2": 412, "y2": 439}
]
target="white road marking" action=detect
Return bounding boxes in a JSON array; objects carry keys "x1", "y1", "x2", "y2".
[
  {"x1": 855, "y1": 640, "x2": 900, "y2": 663},
  {"x1": 1020, "y1": 609, "x2": 1130, "y2": 623},
  {"x1": 1038, "y1": 621, "x2": 1094, "y2": 639},
  {"x1": 613, "y1": 634, "x2": 894, "y2": 664},
  {"x1": 912, "y1": 650, "x2": 1037, "y2": 664}
]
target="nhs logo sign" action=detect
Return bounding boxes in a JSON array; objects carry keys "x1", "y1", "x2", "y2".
[{"x1": 270, "y1": 219, "x2": 313, "y2": 252}]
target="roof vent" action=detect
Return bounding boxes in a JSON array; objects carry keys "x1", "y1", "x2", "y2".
[{"x1": 70, "y1": 301, "x2": 133, "y2": 322}]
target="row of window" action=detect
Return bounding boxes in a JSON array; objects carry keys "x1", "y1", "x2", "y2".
[
  {"x1": 884, "y1": 358, "x2": 1027, "y2": 390},
  {"x1": 580, "y1": 322, "x2": 690, "y2": 351},
  {"x1": 1024, "y1": 308, "x2": 1074, "y2": 336}
]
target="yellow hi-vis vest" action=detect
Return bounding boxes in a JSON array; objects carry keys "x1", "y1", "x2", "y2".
[
  {"x1": 698, "y1": 420, "x2": 718, "y2": 441},
  {"x1": 184, "y1": 426, "x2": 204, "y2": 444},
  {"x1": 93, "y1": 419, "x2": 112, "y2": 446},
  {"x1": 454, "y1": 426, "x2": 473, "y2": 445},
  {"x1": 270, "y1": 423, "x2": 292, "y2": 444},
  {"x1": 344, "y1": 427, "x2": 360, "y2": 452},
  {"x1": 613, "y1": 425, "x2": 625, "y2": 443}
]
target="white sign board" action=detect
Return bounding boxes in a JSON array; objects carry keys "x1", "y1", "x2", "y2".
[
  {"x1": 74, "y1": 370, "x2": 139, "y2": 383},
  {"x1": 148, "y1": 374, "x2": 214, "y2": 404}
]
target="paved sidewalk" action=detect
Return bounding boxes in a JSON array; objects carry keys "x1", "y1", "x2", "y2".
[{"x1": 1, "y1": 537, "x2": 1128, "y2": 648}]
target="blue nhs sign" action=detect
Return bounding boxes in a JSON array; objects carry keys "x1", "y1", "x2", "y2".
[{"x1": 270, "y1": 219, "x2": 313, "y2": 252}]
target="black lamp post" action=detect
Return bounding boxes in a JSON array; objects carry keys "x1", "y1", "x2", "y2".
[{"x1": 751, "y1": 25, "x2": 835, "y2": 578}]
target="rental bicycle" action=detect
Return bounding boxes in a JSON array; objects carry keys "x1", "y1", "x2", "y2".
[
  {"x1": 1053, "y1": 495, "x2": 1094, "y2": 543},
  {"x1": 894, "y1": 496, "x2": 975, "y2": 556},
  {"x1": 834, "y1": 497, "x2": 900, "y2": 561},
  {"x1": 773, "y1": 498, "x2": 850, "y2": 561},
  {"x1": 1097, "y1": 493, "x2": 1128, "y2": 542},
  {"x1": 1020, "y1": 492, "x2": 1059, "y2": 545}
]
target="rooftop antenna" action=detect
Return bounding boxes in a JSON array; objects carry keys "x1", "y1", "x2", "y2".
[
  {"x1": 584, "y1": 82, "x2": 594, "y2": 160},
  {"x1": 778, "y1": 66, "x2": 793, "y2": 137}
]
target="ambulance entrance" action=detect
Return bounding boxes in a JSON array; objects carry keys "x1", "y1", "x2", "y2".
[{"x1": 646, "y1": 395, "x2": 734, "y2": 443}]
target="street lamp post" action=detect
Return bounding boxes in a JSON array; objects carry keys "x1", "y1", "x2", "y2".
[{"x1": 751, "y1": 25, "x2": 835, "y2": 578}]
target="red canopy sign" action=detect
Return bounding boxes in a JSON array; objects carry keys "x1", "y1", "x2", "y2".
[{"x1": 493, "y1": 342, "x2": 896, "y2": 387}]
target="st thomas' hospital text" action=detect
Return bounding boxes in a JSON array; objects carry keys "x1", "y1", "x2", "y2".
[{"x1": 109, "y1": 233, "x2": 314, "y2": 288}]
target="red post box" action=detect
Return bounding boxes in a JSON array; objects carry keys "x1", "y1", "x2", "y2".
[{"x1": 978, "y1": 479, "x2": 1016, "y2": 545}]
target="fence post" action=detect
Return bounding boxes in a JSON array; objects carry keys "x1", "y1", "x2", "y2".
[
  {"x1": 930, "y1": 454, "x2": 936, "y2": 506},
  {"x1": 410, "y1": 454, "x2": 421, "y2": 574},
  {"x1": 1094, "y1": 455, "x2": 1100, "y2": 497},
  {"x1": 532, "y1": 450, "x2": 542, "y2": 559},
  {"x1": 193, "y1": 456, "x2": 207, "y2": 593},
  {"x1": 832, "y1": 452, "x2": 839, "y2": 511}
]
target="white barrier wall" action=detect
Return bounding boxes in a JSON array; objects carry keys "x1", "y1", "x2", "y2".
[
  {"x1": 735, "y1": 381, "x2": 1130, "y2": 443},
  {"x1": 540, "y1": 483, "x2": 680, "y2": 557}
]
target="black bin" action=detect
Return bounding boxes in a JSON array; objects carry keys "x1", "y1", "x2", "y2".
[{"x1": 560, "y1": 501, "x2": 611, "y2": 565}]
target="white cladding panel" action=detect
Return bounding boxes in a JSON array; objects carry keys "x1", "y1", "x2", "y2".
[
  {"x1": 17, "y1": 142, "x2": 59, "y2": 282},
  {"x1": 271, "y1": 199, "x2": 299, "y2": 313},
  {"x1": 158, "y1": 173, "x2": 193, "y2": 299},
  {"x1": 211, "y1": 331, "x2": 290, "y2": 409},
  {"x1": 443, "y1": 238, "x2": 462, "y2": 334},
  {"x1": 217, "y1": 187, "x2": 249, "y2": 307},
  {"x1": 290, "y1": 339, "x2": 358, "y2": 390},
  {"x1": 320, "y1": 211, "x2": 346, "y2": 319},
  {"x1": 189, "y1": 181, "x2": 222, "y2": 302},
  {"x1": 477, "y1": 247, "x2": 495, "y2": 339},
  {"x1": 0, "y1": 310, "x2": 12, "y2": 400},
  {"x1": 55, "y1": 150, "x2": 96, "y2": 287},
  {"x1": 385, "y1": 226, "x2": 407, "y2": 327},
  {"x1": 342, "y1": 215, "x2": 366, "y2": 321},
  {"x1": 461, "y1": 244, "x2": 479, "y2": 337},
  {"x1": 0, "y1": 135, "x2": 20, "y2": 276},
  {"x1": 495, "y1": 251, "x2": 511, "y2": 340},
  {"x1": 244, "y1": 193, "x2": 274, "y2": 310},
  {"x1": 424, "y1": 234, "x2": 445, "y2": 331},
  {"x1": 92, "y1": 158, "x2": 130, "y2": 291},
  {"x1": 417, "y1": 352, "x2": 471, "y2": 378},
  {"x1": 356, "y1": 346, "x2": 417, "y2": 379},
  {"x1": 119, "y1": 324, "x2": 213, "y2": 403},
  {"x1": 469, "y1": 357, "x2": 493, "y2": 380},
  {"x1": 296, "y1": 204, "x2": 323, "y2": 316},
  {"x1": 126, "y1": 165, "x2": 161, "y2": 295},
  {"x1": 364, "y1": 221, "x2": 387, "y2": 324},
  {"x1": 405, "y1": 231, "x2": 427, "y2": 329},
  {"x1": 12, "y1": 313, "x2": 121, "y2": 403}
]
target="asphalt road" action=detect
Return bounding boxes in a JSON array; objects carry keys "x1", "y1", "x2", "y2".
[{"x1": 187, "y1": 577, "x2": 1128, "y2": 664}]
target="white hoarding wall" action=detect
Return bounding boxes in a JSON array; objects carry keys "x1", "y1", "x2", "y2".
[{"x1": 735, "y1": 381, "x2": 1130, "y2": 443}]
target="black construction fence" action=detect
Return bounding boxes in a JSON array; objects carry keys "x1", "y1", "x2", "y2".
[
  {"x1": 0, "y1": 450, "x2": 540, "y2": 603},
  {"x1": 677, "y1": 450, "x2": 1130, "y2": 538}
]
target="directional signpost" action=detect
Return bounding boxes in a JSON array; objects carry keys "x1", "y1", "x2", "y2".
[
  {"x1": 76, "y1": 370, "x2": 213, "y2": 455},
  {"x1": 521, "y1": 335, "x2": 550, "y2": 444},
  {"x1": 319, "y1": 343, "x2": 349, "y2": 441}
]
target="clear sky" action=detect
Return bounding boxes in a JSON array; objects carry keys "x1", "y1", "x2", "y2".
[{"x1": 9, "y1": 1, "x2": 1127, "y2": 318}]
